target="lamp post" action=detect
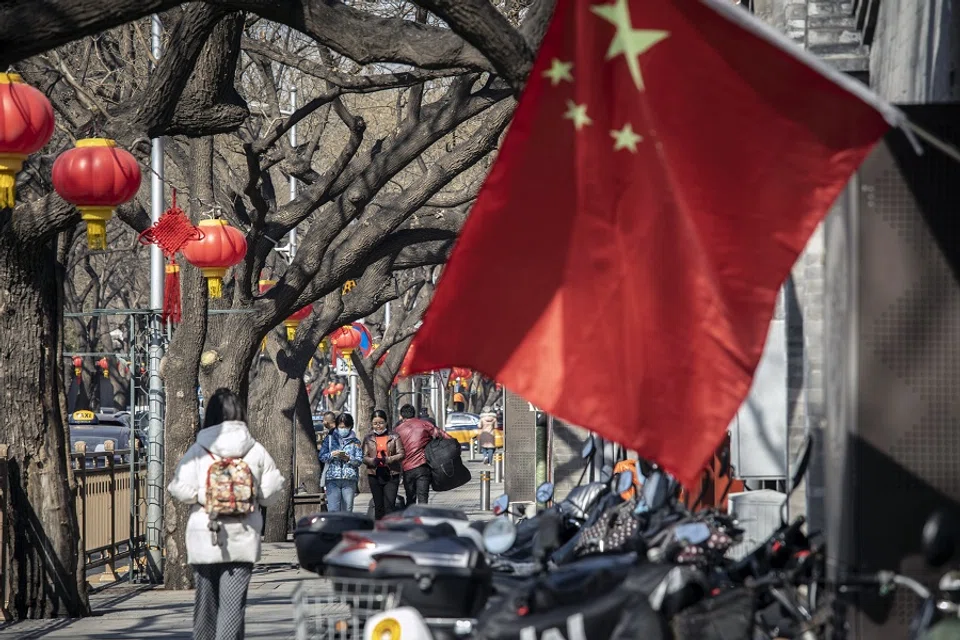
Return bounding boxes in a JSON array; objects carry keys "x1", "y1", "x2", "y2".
[{"x1": 145, "y1": 13, "x2": 166, "y2": 583}]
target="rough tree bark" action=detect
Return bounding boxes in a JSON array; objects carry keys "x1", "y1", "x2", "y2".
[
  {"x1": 160, "y1": 136, "x2": 213, "y2": 590},
  {"x1": 0, "y1": 219, "x2": 87, "y2": 618}
]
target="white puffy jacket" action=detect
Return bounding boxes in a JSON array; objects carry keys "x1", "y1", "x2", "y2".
[{"x1": 168, "y1": 420, "x2": 285, "y2": 565}]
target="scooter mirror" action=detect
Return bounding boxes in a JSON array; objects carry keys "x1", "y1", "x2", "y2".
[
  {"x1": 581, "y1": 437, "x2": 596, "y2": 459},
  {"x1": 616, "y1": 470, "x2": 634, "y2": 495},
  {"x1": 535, "y1": 482, "x2": 555, "y2": 503},
  {"x1": 923, "y1": 510, "x2": 959, "y2": 568},
  {"x1": 483, "y1": 516, "x2": 517, "y2": 555},
  {"x1": 492, "y1": 494, "x2": 510, "y2": 516}
]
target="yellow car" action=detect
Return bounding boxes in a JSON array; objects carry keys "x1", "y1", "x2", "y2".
[{"x1": 444, "y1": 412, "x2": 504, "y2": 449}]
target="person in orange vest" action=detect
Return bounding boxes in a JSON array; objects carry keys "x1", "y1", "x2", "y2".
[
  {"x1": 613, "y1": 458, "x2": 644, "y2": 500},
  {"x1": 452, "y1": 392, "x2": 466, "y2": 412}
]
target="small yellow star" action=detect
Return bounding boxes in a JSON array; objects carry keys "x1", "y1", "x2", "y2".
[
  {"x1": 563, "y1": 100, "x2": 593, "y2": 130},
  {"x1": 591, "y1": 0, "x2": 670, "y2": 91},
  {"x1": 542, "y1": 59, "x2": 574, "y2": 86},
  {"x1": 610, "y1": 123, "x2": 643, "y2": 152}
]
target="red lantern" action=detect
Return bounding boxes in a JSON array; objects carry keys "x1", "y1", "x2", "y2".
[
  {"x1": 334, "y1": 382, "x2": 345, "y2": 395},
  {"x1": 71, "y1": 356, "x2": 82, "y2": 380},
  {"x1": 182, "y1": 219, "x2": 247, "y2": 298},
  {"x1": 322, "y1": 387, "x2": 330, "y2": 397},
  {"x1": 376, "y1": 350, "x2": 388, "y2": 368},
  {"x1": 259, "y1": 279, "x2": 312, "y2": 341},
  {"x1": 97, "y1": 357, "x2": 109, "y2": 378},
  {"x1": 398, "y1": 343, "x2": 417, "y2": 379},
  {"x1": 330, "y1": 326, "x2": 362, "y2": 365},
  {"x1": 0, "y1": 73, "x2": 54, "y2": 209},
  {"x1": 52, "y1": 138, "x2": 141, "y2": 250}
]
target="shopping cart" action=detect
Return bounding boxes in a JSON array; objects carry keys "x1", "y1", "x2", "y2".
[{"x1": 292, "y1": 576, "x2": 403, "y2": 640}]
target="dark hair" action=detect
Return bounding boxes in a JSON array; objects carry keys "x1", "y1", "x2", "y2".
[
  {"x1": 337, "y1": 413, "x2": 354, "y2": 429},
  {"x1": 399, "y1": 404, "x2": 416, "y2": 419},
  {"x1": 371, "y1": 409, "x2": 389, "y2": 423},
  {"x1": 323, "y1": 411, "x2": 336, "y2": 421},
  {"x1": 203, "y1": 388, "x2": 246, "y2": 429}
]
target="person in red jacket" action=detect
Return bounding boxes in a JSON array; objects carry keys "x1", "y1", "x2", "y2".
[{"x1": 394, "y1": 404, "x2": 451, "y2": 505}]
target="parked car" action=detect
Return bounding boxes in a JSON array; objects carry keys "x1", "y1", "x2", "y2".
[
  {"x1": 68, "y1": 409, "x2": 144, "y2": 466},
  {"x1": 444, "y1": 412, "x2": 504, "y2": 449}
]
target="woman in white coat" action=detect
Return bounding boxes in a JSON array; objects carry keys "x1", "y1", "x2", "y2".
[{"x1": 168, "y1": 388, "x2": 285, "y2": 640}]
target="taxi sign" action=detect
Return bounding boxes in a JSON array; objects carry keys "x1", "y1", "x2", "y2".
[{"x1": 72, "y1": 410, "x2": 96, "y2": 423}]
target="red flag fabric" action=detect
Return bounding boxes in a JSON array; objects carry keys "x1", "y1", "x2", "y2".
[{"x1": 407, "y1": 0, "x2": 897, "y2": 487}]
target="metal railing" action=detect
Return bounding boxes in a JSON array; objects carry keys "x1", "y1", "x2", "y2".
[{"x1": 70, "y1": 441, "x2": 146, "y2": 584}]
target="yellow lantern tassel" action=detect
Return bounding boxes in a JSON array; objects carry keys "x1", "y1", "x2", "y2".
[
  {"x1": 260, "y1": 336, "x2": 267, "y2": 353},
  {"x1": 308, "y1": 358, "x2": 313, "y2": 370},
  {"x1": 80, "y1": 206, "x2": 114, "y2": 250},
  {"x1": 0, "y1": 154, "x2": 25, "y2": 210},
  {"x1": 200, "y1": 267, "x2": 227, "y2": 298},
  {"x1": 206, "y1": 277, "x2": 223, "y2": 298},
  {"x1": 286, "y1": 325, "x2": 296, "y2": 341},
  {"x1": 85, "y1": 221, "x2": 107, "y2": 250}
]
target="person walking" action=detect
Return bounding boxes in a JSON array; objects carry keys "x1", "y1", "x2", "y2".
[
  {"x1": 395, "y1": 403, "x2": 451, "y2": 505},
  {"x1": 418, "y1": 406, "x2": 436, "y2": 426},
  {"x1": 168, "y1": 388, "x2": 285, "y2": 640},
  {"x1": 318, "y1": 413, "x2": 362, "y2": 512},
  {"x1": 477, "y1": 408, "x2": 498, "y2": 465},
  {"x1": 362, "y1": 409, "x2": 405, "y2": 519}
]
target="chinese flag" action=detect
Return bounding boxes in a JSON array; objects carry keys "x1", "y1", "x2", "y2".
[{"x1": 408, "y1": 0, "x2": 897, "y2": 486}]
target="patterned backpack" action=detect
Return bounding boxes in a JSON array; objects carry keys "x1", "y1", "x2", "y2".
[{"x1": 203, "y1": 448, "x2": 257, "y2": 544}]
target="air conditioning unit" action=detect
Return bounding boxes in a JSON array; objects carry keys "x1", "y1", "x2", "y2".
[{"x1": 726, "y1": 490, "x2": 786, "y2": 560}]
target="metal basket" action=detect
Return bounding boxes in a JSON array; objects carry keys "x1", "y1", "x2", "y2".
[{"x1": 293, "y1": 576, "x2": 403, "y2": 640}]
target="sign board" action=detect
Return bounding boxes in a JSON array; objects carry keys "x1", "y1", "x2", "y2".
[{"x1": 335, "y1": 358, "x2": 351, "y2": 376}]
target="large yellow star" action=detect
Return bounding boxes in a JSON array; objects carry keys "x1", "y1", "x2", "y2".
[
  {"x1": 610, "y1": 123, "x2": 643, "y2": 152},
  {"x1": 591, "y1": 0, "x2": 670, "y2": 91},
  {"x1": 543, "y1": 59, "x2": 574, "y2": 86},
  {"x1": 563, "y1": 100, "x2": 593, "y2": 130}
]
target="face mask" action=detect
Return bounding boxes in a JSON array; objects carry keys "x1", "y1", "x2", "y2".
[
  {"x1": 337, "y1": 427, "x2": 351, "y2": 438},
  {"x1": 372, "y1": 425, "x2": 387, "y2": 435}
]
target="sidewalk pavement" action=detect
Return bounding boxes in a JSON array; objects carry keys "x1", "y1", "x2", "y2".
[{"x1": 0, "y1": 460, "x2": 503, "y2": 639}]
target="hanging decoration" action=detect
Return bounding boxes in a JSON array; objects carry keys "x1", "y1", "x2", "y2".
[
  {"x1": 448, "y1": 366, "x2": 472, "y2": 387},
  {"x1": 52, "y1": 138, "x2": 142, "y2": 250},
  {"x1": 259, "y1": 279, "x2": 313, "y2": 341},
  {"x1": 181, "y1": 219, "x2": 247, "y2": 298},
  {"x1": 334, "y1": 382, "x2": 345, "y2": 396},
  {"x1": 342, "y1": 280, "x2": 357, "y2": 295},
  {"x1": 72, "y1": 356, "x2": 82, "y2": 383},
  {"x1": 97, "y1": 357, "x2": 109, "y2": 378},
  {"x1": 329, "y1": 325, "x2": 362, "y2": 366},
  {"x1": 398, "y1": 342, "x2": 417, "y2": 379},
  {"x1": 0, "y1": 73, "x2": 55, "y2": 209},
  {"x1": 137, "y1": 191, "x2": 203, "y2": 324}
]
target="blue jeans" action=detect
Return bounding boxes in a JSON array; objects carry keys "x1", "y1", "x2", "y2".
[
  {"x1": 326, "y1": 478, "x2": 357, "y2": 512},
  {"x1": 482, "y1": 447, "x2": 495, "y2": 464}
]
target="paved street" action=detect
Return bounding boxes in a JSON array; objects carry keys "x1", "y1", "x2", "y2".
[{"x1": 0, "y1": 459, "x2": 503, "y2": 639}]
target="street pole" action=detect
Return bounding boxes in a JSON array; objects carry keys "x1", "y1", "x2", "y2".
[
  {"x1": 145, "y1": 13, "x2": 166, "y2": 583},
  {"x1": 288, "y1": 87, "x2": 297, "y2": 254},
  {"x1": 286, "y1": 85, "x2": 299, "y2": 489},
  {"x1": 349, "y1": 373, "x2": 358, "y2": 419}
]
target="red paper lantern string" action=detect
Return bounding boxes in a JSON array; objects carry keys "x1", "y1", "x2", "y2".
[{"x1": 137, "y1": 190, "x2": 203, "y2": 324}]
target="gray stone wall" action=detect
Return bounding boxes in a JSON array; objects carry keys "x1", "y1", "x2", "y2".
[{"x1": 868, "y1": 0, "x2": 960, "y2": 102}]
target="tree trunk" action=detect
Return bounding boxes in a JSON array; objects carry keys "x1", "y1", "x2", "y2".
[
  {"x1": 0, "y1": 228, "x2": 87, "y2": 619},
  {"x1": 294, "y1": 382, "x2": 321, "y2": 494},
  {"x1": 160, "y1": 136, "x2": 212, "y2": 590},
  {"x1": 246, "y1": 350, "x2": 299, "y2": 543}
]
